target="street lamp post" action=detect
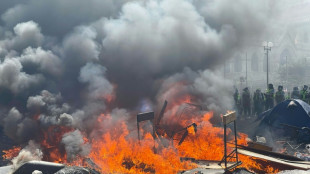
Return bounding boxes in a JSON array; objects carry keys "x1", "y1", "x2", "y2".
[
  {"x1": 286, "y1": 56, "x2": 288, "y2": 90},
  {"x1": 263, "y1": 41, "x2": 273, "y2": 88},
  {"x1": 245, "y1": 52, "x2": 248, "y2": 87}
]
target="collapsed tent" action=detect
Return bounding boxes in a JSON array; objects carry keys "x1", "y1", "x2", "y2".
[
  {"x1": 259, "y1": 99, "x2": 310, "y2": 128},
  {"x1": 255, "y1": 99, "x2": 310, "y2": 143},
  {"x1": 240, "y1": 100, "x2": 310, "y2": 164}
]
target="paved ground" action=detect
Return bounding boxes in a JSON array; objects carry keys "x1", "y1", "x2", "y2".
[
  {"x1": 181, "y1": 167, "x2": 254, "y2": 174},
  {"x1": 235, "y1": 115, "x2": 261, "y2": 138}
]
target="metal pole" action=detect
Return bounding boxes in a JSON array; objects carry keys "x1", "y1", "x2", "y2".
[
  {"x1": 224, "y1": 124, "x2": 227, "y2": 169},
  {"x1": 286, "y1": 56, "x2": 288, "y2": 90},
  {"x1": 153, "y1": 123, "x2": 156, "y2": 153},
  {"x1": 264, "y1": 46, "x2": 271, "y2": 88},
  {"x1": 246, "y1": 52, "x2": 248, "y2": 87},
  {"x1": 234, "y1": 121, "x2": 239, "y2": 162},
  {"x1": 137, "y1": 122, "x2": 140, "y2": 143},
  {"x1": 267, "y1": 48, "x2": 269, "y2": 88},
  {"x1": 224, "y1": 61, "x2": 226, "y2": 78}
]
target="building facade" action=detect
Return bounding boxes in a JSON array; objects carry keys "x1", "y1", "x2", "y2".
[{"x1": 225, "y1": 1, "x2": 310, "y2": 93}]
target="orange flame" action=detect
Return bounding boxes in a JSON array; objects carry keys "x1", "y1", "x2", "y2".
[
  {"x1": 2, "y1": 146, "x2": 21, "y2": 160},
  {"x1": 2, "y1": 96, "x2": 279, "y2": 173},
  {"x1": 187, "y1": 125, "x2": 195, "y2": 135},
  {"x1": 87, "y1": 111, "x2": 277, "y2": 173}
]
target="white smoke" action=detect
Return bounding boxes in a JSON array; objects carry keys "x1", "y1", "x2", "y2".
[{"x1": 11, "y1": 140, "x2": 43, "y2": 172}]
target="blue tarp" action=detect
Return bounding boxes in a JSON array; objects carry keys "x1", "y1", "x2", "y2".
[{"x1": 259, "y1": 99, "x2": 310, "y2": 128}]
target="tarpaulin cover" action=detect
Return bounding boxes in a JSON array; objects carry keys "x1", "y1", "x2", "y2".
[{"x1": 258, "y1": 99, "x2": 310, "y2": 128}]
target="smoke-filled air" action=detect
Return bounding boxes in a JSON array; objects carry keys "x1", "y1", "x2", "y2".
[{"x1": 1, "y1": 0, "x2": 310, "y2": 174}]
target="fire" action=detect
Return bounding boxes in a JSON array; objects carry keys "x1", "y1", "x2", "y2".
[
  {"x1": 2, "y1": 147, "x2": 21, "y2": 160},
  {"x1": 225, "y1": 110, "x2": 235, "y2": 115},
  {"x1": 177, "y1": 112, "x2": 225, "y2": 160},
  {"x1": 89, "y1": 122, "x2": 195, "y2": 174},
  {"x1": 40, "y1": 126, "x2": 73, "y2": 163},
  {"x1": 266, "y1": 165, "x2": 280, "y2": 173},
  {"x1": 1, "y1": 125, "x2": 89, "y2": 166},
  {"x1": 88, "y1": 111, "x2": 277, "y2": 173},
  {"x1": 2, "y1": 97, "x2": 279, "y2": 173},
  {"x1": 187, "y1": 125, "x2": 196, "y2": 135}
]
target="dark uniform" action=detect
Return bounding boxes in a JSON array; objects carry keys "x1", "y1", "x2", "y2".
[
  {"x1": 300, "y1": 85, "x2": 309, "y2": 103},
  {"x1": 275, "y1": 85, "x2": 285, "y2": 105},
  {"x1": 242, "y1": 87, "x2": 251, "y2": 117},
  {"x1": 234, "y1": 89, "x2": 241, "y2": 115},
  {"x1": 291, "y1": 87, "x2": 300, "y2": 99},
  {"x1": 253, "y1": 89, "x2": 264, "y2": 116},
  {"x1": 265, "y1": 84, "x2": 275, "y2": 109},
  {"x1": 286, "y1": 91, "x2": 291, "y2": 100}
]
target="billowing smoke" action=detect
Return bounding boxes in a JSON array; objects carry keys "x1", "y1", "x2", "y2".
[
  {"x1": 11, "y1": 140, "x2": 43, "y2": 171},
  {"x1": 3, "y1": 107, "x2": 39, "y2": 142},
  {"x1": 0, "y1": 0, "x2": 273, "y2": 163},
  {"x1": 61, "y1": 130, "x2": 90, "y2": 161},
  {"x1": 98, "y1": 0, "x2": 268, "y2": 107},
  {"x1": 157, "y1": 68, "x2": 234, "y2": 113}
]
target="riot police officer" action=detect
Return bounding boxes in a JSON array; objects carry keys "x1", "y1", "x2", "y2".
[
  {"x1": 300, "y1": 85, "x2": 309, "y2": 103},
  {"x1": 234, "y1": 88, "x2": 241, "y2": 115},
  {"x1": 291, "y1": 87, "x2": 300, "y2": 99},
  {"x1": 253, "y1": 89, "x2": 264, "y2": 116},
  {"x1": 242, "y1": 87, "x2": 251, "y2": 117},
  {"x1": 275, "y1": 85, "x2": 285, "y2": 104},
  {"x1": 265, "y1": 84, "x2": 275, "y2": 109}
]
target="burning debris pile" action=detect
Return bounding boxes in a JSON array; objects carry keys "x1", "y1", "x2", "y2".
[
  {"x1": 1, "y1": 100, "x2": 281, "y2": 174},
  {"x1": 0, "y1": 0, "x2": 295, "y2": 173}
]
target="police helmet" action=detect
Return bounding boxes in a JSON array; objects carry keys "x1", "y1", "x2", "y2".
[
  {"x1": 278, "y1": 85, "x2": 283, "y2": 90},
  {"x1": 268, "y1": 84, "x2": 274, "y2": 89}
]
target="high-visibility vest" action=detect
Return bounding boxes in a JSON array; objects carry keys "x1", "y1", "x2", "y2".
[{"x1": 300, "y1": 90, "x2": 308, "y2": 100}]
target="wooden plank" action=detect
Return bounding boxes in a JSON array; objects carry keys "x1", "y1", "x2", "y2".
[
  {"x1": 179, "y1": 159, "x2": 240, "y2": 170},
  {"x1": 238, "y1": 144, "x2": 302, "y2": 161},
  {"x1": 137, "y1": 112, "x2": 154, "y2": 122},
  {"x1": 155, "y1": 100, "x2": 167, "y2": 125},
  {"x1": 226, "y1": 161, "x2": 242, "y2": 171},
  {"x1": 195, "y1": 160, "x2": 236, "y2": 169},
  {"x1": 247, "y1": 142, "x2": 273, "y2": 151},
  {"x1": 222, "y1": 111, "x2": 236, "y2": 125},
  {"x1": 238, "y1": 149, "x2": 310, "y2": 170}
]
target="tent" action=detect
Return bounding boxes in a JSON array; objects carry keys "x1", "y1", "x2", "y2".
[
  {"x1": 258, "y1": 99, "x2": 310, "y2": 129},
  {"x1": 253, "y1": 99, "x2": 310, "y2": 144},
  {"x1": 253, "y1": 99, "x2": 310, "y2": 152}
]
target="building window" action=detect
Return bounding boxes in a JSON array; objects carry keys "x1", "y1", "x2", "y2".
[
  {"x1": 224, "y1": 62, "x2": 230, "y2": 73},
  {"x1": 234, "y1": 56, "x2": 242, "y2": 72},
  {"x1": 251, "y1": 53, "x2": 258, "y2": 72},
  {"x1": 280, "y1": 49, "x2": 291, "y2": 66}
]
